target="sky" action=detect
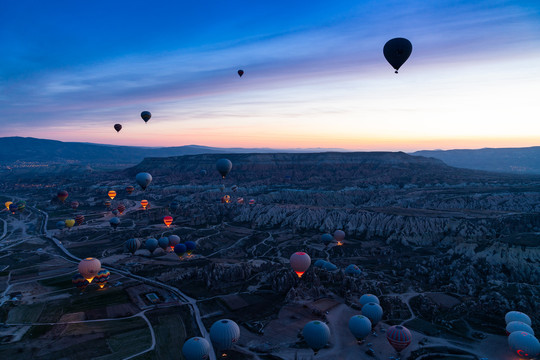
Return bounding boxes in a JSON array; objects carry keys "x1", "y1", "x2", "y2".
[{"x1": 1, "y1": 0, "x2": 540, "y2": 151}]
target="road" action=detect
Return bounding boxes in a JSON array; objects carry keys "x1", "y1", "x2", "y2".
[{"x1": 32, "y1": 205, "x2": 217, "y2": 360}]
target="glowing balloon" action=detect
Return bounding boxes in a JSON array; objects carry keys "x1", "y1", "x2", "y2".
[
  {"x1": 78, "y1": 258, "x2": 101, "y2": 283},
  {"x1": 126, "y1": 185, "x2": 135, "y2": 195},
  {"x1": 141, "y1": 199, "x2": 148, "y2": 209},
  {"x1": 94, "y1": 269, "x2": 110, "y2": 289},
  {"x1": 290, "y1": 252, "x2": 311, "y2": 278},
  {"x1": 4, "y1": 201, "x2": 12, "y2": 210},
  {"x1": 163, "y1": 216, "x2": 173, "y2": 227},
  {"x1": 108, "y1": 190, "x2": 116, "y2": 200}
]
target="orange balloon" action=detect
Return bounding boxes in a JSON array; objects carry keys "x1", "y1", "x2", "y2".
[
  {"x1": 141, "y1": 199, "x2": 148, "y2": 209},
  {"x1": 163, "y1": 216, "x2": 173, "y2": 227},
  {"x1": 108, "y1": 190, "x2": 116, "y2": 200}
]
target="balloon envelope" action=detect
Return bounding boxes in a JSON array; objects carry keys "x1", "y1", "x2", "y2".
[
  {"x1": 303, "y1": 320, "x2": 330, "y2": 353},
  {"x1": 508, "y1": 331, "x2": 540, "y2": 359},
  {"x1": 145, "y1": 238, "x2": 158, "y2": 253},
  {"x1": 57, "y1": 190, "x2": 68, "y2": 202},
  {"x1": 237, "y1": 69, "x2": 244, "y2": 77},
  {"x1": 505, "y1": 311, "x2": 532, "y2": 326},
  {"x1": 386, "y1": 325, "x2": 412, "y2": 352},
  {"x1": 290, "y1": 252, "x2": 311, "y2": 278},
  {"x1": 125, "y1": 238, "x2": 141, "y2": 254},
  {"x1": 349, "y1": 315, "x2": 371, "y2": 341},
  {"x1": 210, "y1": 319, "x2": 240, "y2": 351},
  {"x1": 71, "y1": 201, "x2": 79, "y2": 210},
  {"x1": 72, "y1": 273, "x2": 89, "y2": 289},
  {"x1": 216, "y1": 158, "x2": 232, "y2": 178},
  {"x1": 359, "y1": 294, "x2": 380, "y2": 307},
  {"x1": 65, "y1": 219, "x2": 75, "y2": 228},
  {"x1": 114, "y1": 124, "x2": 122, "y2": 132},
  {"x1": 109, "y1": 217, "x2": 120, "y2": 229},
  {"x1": 345, "y1": 264, "x2": 362, "y2": 276},
  {"x1": 78, "y1": 258, "x2": 101, "y2": 283},
  {"x1": 185, "y1": 241, "x2": 196, "y2": 254},
  {"x1": 361, "y1": 302, "x2": 383, "y2": 326},
  {"x1": 126, "y1": 186, "x2": 135, "y2": 195},
  {"x1": 94, "y1": 269, "x2": 110, "y2": 288},
  {"x1": 158, "y1": 237, "x2": 169, "y2": 250},
  {"x1": 141, "y1": 111, "x2": 151, "y2": 122},
  {"x1": 135, "y1": 172, "x2": 153, "y2": 190},
  {"x1": 163, "y1": 216, "x2": 173, "y2": 227},
  {"x1": 108, "y1": 190, "x2": 116, "y2": 200},
  {"x1": 4, "y1": 201, "x2": 12, "y2": 210},
  {"x1": 182, "y1": 337, "x2": 211, "y2": 360},
  {"x1": 75, "y1": 215, "x2": 84, "y2": 225},
  {"x1": 321, "y1": 233, "x2": 333, "y2": 245},
  {"x1": 507, "y1": 321, "x2": 535, "y2": 336},
  {"x1": 383, "y1": 38, "x2": 412, "y2": 73},
  {"x1": 169, "y1": 235, "x2": 181, "y2": 248},
  {"x1": 174, "y1": 243, "x2": 187, "y2": 257},
  {"x1": 141, "y1": 199, "x2": 149, "y2": 209}
]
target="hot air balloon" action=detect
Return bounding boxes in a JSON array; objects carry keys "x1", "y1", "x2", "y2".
[
  {"x1": 334, "y1": 230, "x2": 345, "y2": 246},
  {"x1": 65, "y1": 219, "x2": 75, "y2": 229},
  {"x1": 314, "y1": 259, "x2": 327, "y2": 268},
  {"x1": 200, "y1": 169, "x2": 207, "y2": 176},
  {"x1": 78, "y1": 258, "x2": 101, "y2": 283},
  {"x1": 126, "y1": 185, "x2": 135, "y2": 195},
  {"x1": 174, "y1": 243, "x2": 187, "y2": 258},
  {"x1": 9, "y1": 204, "x2": 17, "y2": 214},
  {"x1": 94, "y1": 269, "x2": 110, "y2": 289},
  {"x1": 17, "y1": 202, "x2": 26, "y2": 212},
  {"x1": 71, "y1": 201, "x2": 79, "y2": 210},
  {"x1": 141, "y1": 111, "x2": 152, "y2": 123},
  {"x1": 56, "y1": 220, "x2": 66, "y2": 230},
  {"x1": 125, "y1": 238, "x2": 141, "y2": 254},
  {"x1": 112, "y1": 209, "x2": 119, "y2": 216},
  {"x1": 4, "y1": 201, "x2": 12, "y2": 210},
  {"x1": 359, "y1": 294, "x2": 380, "y2": 307},
  {"x1": 72, "y1": 273, "x2": 89, "y2": 290},
  {"x1": 302, "y1": 320, "x2": 330, "y2": 355},
  {"x1": 349, "y1": 315, "x2": 372, "y2": 343},
  {"x1": 141, "y1": 199, "x2": 149, "y2": 210},
  {"x1": 221, "y1": 195, "x2": 231, "y2": 204},
  {"x1": 210, "y1": 319, "x2": 240, "y2": 353},
  {"x1": 231, "y1": 185, "x2": 238, "y2": 192},
  {"x1": 237, "y1": 69, "x2": 244, "y2": 77},
  {"x1": 57, "y1": 190, "x2": 68, "y2": 202},
  {"x1": 345, "y1": 264, "x2": 362, "y2": 276},
  {"x1": 169, "y1": 235, "x2": 181, "y2": 249},
  {"x1": 109, "y1": 217, "x2": 120, "y2": 230},
  {"x1": 145, "y1": 238, "x2": 158, "y2": 253},
  {"x1": 249, "y1": 199, "x2": 256, "y2": 205},
  {"x1": 383, "y1": 38, "x2": 412, "y2": 73},
  {"x1": 321, "y1": 233, "x2": 333, "y2": 245},
  {"x1": 508, "y1": 331, "x2": 540, "y2": 359},
  {"x1": 185, "y1": 241, "x2": 196, "y2": 255},
  {"x1": 108, "y1": 190, "x2": 116, "y2": 200},
  {"x1": 237, "y1": 197, "x2": 244, "y2": 204},
  {"x1": 220, "y1": 184, "x2": 226, "y2": 192},
  {"x1": 290, "y1": 252, "x2": 311, "y2": 278},
  {"x1": 507, "y1": 321, "x2": 535, "y2": 336},
  {"x1": 75, "y1": 214, "x2": 84, "y2": 226},
  {"x1": 169, "y1": 201, "x2": 179, "y2": 212},
  {"x1": 322, "y1": 262, "x2": 338, "y2": 271},
  {"x1": 117, "y1": 204, "x2": 126, "y2": 215},
  {"x1": 114, "y1": 124, "x2": 122, "y2": 132},
  {"x1": 136, "y1": 172, "x2": 152, "y2": 190},
  {"x1": 158, "y1": 237, "x2": 169, "y2": 250},
  {"x1": 505, "y1": 311, "x2": 532, "y2": 326},
  {"x1": 386, "y1": 325, "x2": 412, "y2": 353},
  {"x1": 216, "y1": 158, "x2": 232, "y2": 179},
  {"x1": 163, "y1": 216, "x2": 173, "y2": 227},
  {"x1": 104, "y1": 200, "x2": 111, "y2": 209},
  {"x1": 182, "y1": 337, "x2": 211, "y2": 360},
  {"x1": 361, "y1": 302, "x2": 383, "y2": 327}
]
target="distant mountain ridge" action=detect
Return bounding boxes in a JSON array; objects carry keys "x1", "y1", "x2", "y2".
[
  {"x1": 0, "y1": 137, "x2": 346, "y2": 168},
  {"x1": 413, "y1": 147, "x2": 540, "y2": 174}
]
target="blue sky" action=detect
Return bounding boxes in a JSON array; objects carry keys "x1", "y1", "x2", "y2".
[{"x1": 2, "y1": 0, "x2": 540, "y2": 150}]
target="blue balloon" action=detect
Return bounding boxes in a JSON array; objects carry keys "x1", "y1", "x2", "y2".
[
  {"x1": 345, "y1": 264, "x2": 362, "y2": 276},
  {"x1": 174, "y1": 243, "x2": 187, "y2": 257},
  {"x1": 56, "y1": 221, "x2": 66, "y2": 230},
  {"x1": 145, "y1": 238, "x2": 158, "y2": 253},
  {"x1": 158, "y1": 237, "x2": 169, "y2": 250}
]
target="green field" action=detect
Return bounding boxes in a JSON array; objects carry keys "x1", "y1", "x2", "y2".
[
  {"x1": 65, "y1": 286, "x2": 131, "y2": 313},
  {"x1": 7, "y1": 303, "x2": 44, "y2": 323}
]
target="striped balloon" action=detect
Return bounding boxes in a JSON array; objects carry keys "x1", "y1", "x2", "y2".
[
  {"x1": 72, "y1": 273, "x2": 89, "y2": 290},
  {"x1": 125, "y1": 238, "x2": 141, "y2": 254},
  {"x1": 75, "y1": 214, "x2": 84, "y2": 225},
  {"x1": 94, "y1": 269, "x2": 110, "y2": 289},
  {"x1": 386, "y1": 325, "x2": 412, "y2": 352}
]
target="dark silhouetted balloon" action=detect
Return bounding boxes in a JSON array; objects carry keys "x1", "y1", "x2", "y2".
[
  {"x1": 216, "y1": 158, "x2": 232, "y2": 178},
  {"x1": 57, "y1": 190, "x2": 68, "y2": 202},
  {"x1": 136, "y1": 172, "x2": 152, "y2": 190},
  {"x1": 141, "y1": 111, "x2": 151, "y2": 123},
  {"x1": 125, "y1": 238, "x2": 141, "y2": 254},
  {"x1": 383, "y1": 38, "x2": 412, "y2": 73},
  {"x1": 114, "y1": 124, "x2": 122, "y2": 132},
  {"x1": 174, "y1": 243, "x2": 187, "y2": 257},
  {"x1": 238, "y1": 70, "x2": 244, "y2": 77}
]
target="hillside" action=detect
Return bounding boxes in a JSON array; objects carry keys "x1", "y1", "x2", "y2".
[{"x1": 413, "y1": 146, "x2": 540, "y2": 174}]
